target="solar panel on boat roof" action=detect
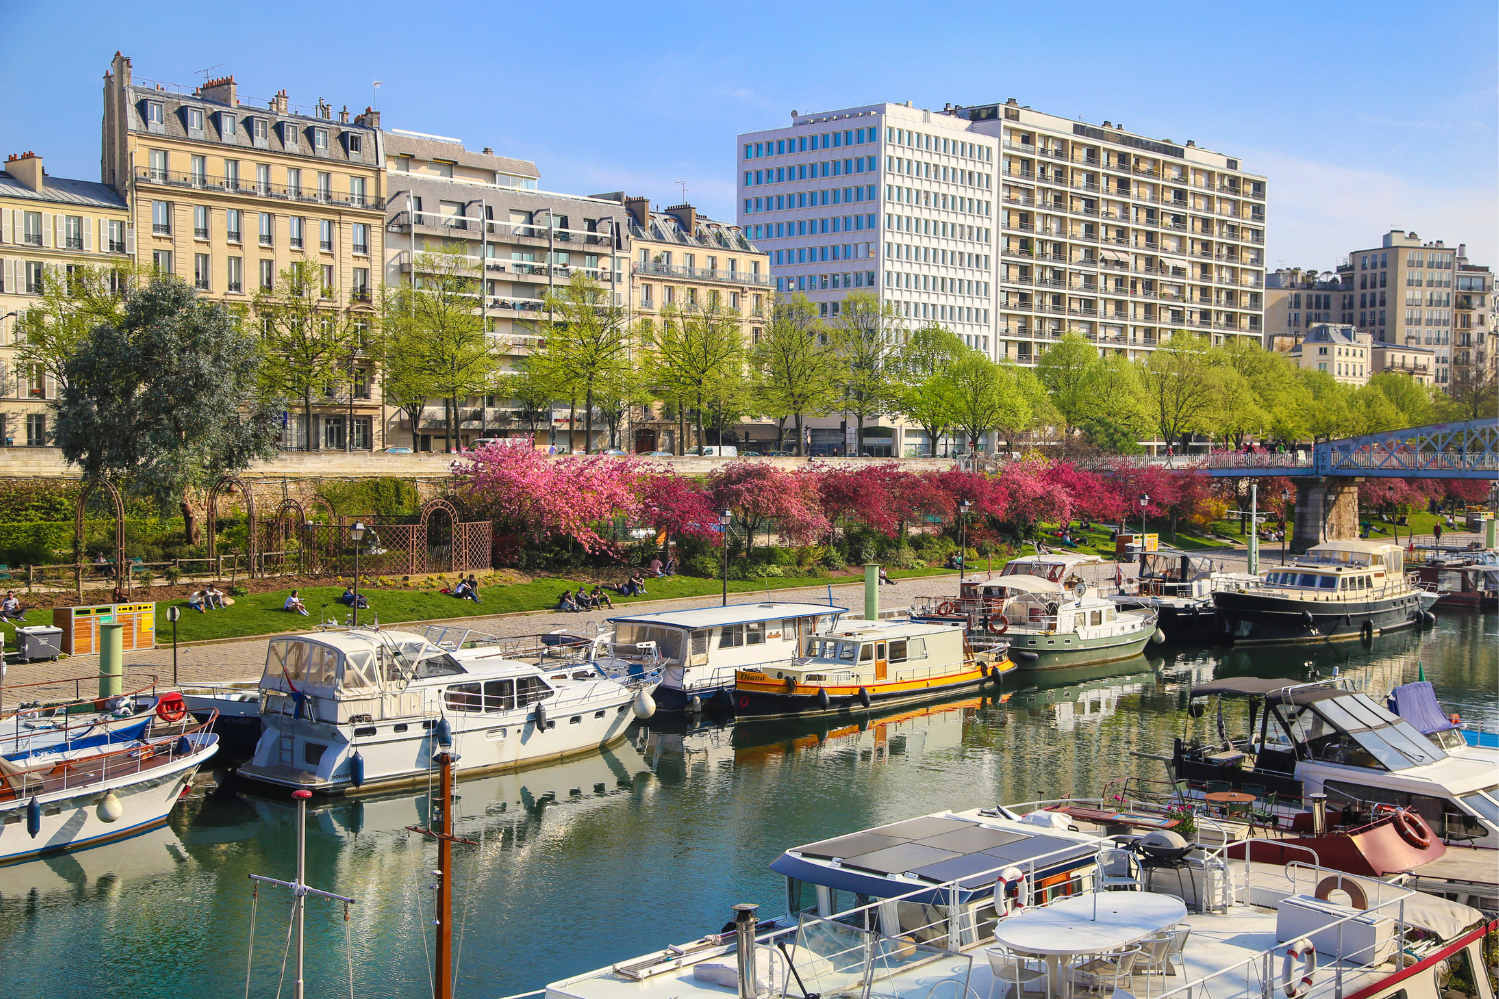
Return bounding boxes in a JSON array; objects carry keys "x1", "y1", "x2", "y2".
[
  {"x1": 981, "y1": 835, "x2": 1079, "y2": 864},
  {"x1": 842, "y1": 842, "x2": 961, "y2": 875},
  {"x1": 873, "y1": 816, "x2": 971, "y2": 840},
  {"x1": 798, "y1": 832, "x2": 906, "y2": 860},
  {"x1": 916, "y1": 826, "x2": 1025, "y2": 854},
  {"x1": 910, "y1": 851, "x2": 1013, "y2": 887}
]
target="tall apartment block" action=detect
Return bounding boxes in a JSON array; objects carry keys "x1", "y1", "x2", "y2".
[
  {"x1": 101, "y1": 53, "x2": 387, "y2": 450},
  {"x1": 737, "y1": 100, "x2": 1267, "y2": 365}
]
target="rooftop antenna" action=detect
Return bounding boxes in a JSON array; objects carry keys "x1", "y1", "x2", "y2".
[
  {"x1": 675, "y1": 180, "x2": 689, "y2": 203},
  {"x1": 372, "y1": 79, "x2": 383, "y2": 109},
  {"x1": 195, "y1": 64, "x2": 223, "y2": 82}
]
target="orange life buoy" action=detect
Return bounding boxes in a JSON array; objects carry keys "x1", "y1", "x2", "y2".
[
  {"x1": 936, "y1": 601, "x2": 958, "y2": 616},
  {"x1": 155, "y1": 693, "x2": 189, "y2": 724},
  {"x1": 738, "y1": 695, "x2": 750, "y2": 708},
  {"x1": 1391, "y1": 809, "x2": 1431, "y2": 849},
  {"x1": 1313, "y1": 876, "x2": 1367, "y2": 910},
  {"x1": 992, "y1": 614, "x2": 1009, "y2": 635},
  {"x1": 1449, "y1": 713, "x2": 1461, "y2": 724}
]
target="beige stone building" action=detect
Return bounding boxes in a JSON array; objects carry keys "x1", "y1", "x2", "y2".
[
  {"x1": 1371, "y1": 342, "x2": 1436, "y2": 385},
  {"x1": 1285, "y1": 323, "x2": 1370, "y2": 385},
  {"x1": 102, "y1": 53, "x2": 387, "y2": 449},
  {"x1": 1263, "y1": 267, "x2": 1343, "y2": 351},
  {"x1": 1452, "y1": 254, "x2": 1494, "y2": 393},
  {"x1": 1339, "y1": 230, "x2": 1460, "y2": 387},
  {"x1": 0, "y1": 153, "x2": 132, "y2": 446}
]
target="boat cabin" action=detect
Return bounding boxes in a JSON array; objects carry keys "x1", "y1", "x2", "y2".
[
  {"x1": 1299, "y1": 539, "x2": 1405, "y2": 574},
  {"x1": 782, "y1": 620, "x2": 966, "y2": 686},
  {"x1": 1002, "y1": 552, "x2": 1105, "y2": 584},
  {"x1": 1260, "y1": 565, "x2": 1387, "y2": 593},
  {"x1": 1137, "y1": 549, "x2": 1214, "y2": 600}
]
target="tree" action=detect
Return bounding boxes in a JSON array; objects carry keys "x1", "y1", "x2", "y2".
[
  {"x1": 830, "y1": 292, "x2": 903, "y2": 451},
  {"x1": 1299, "y1": 370, "x2": 1357, "y2": 442},
  {"x1": 1443, "y1": 364, "x2": 1499, "y2": 422},
  {"x1": 896, "y1": 322, "x2": 966, "y2": 381},
  {"x1": 385, "y1": 246, "x2": 495, "y2": 452},
  {"x1": 531, "y1": 273, "x2": 633, "y2": 453},
  {"x1": 500, "y1": 362, "x2": 559, "y2": 443},
  {"x1": 453, "y1": 446, "x2": 643, "y2": 552},
  {"x1": 1204, "y1": 367, "x2": 1267, "y2": 447},
  {"x1": 1364, "y1": 372, "x2": 1436, "y2": 428},
  {"x1": 706, "y1": 463, "x2": 828, "y2": 557},
  {"x1": 1077, "y1": 354, "x2": 1149, "y2": 452},
  {"x1": 993, "y1": 361, "x2": 1051, "y2": 453},
  {"x1": 899, "y1": 374, "x2": 960, "y2": 457},
  {"x1": 12, "y1": 259, "x2": 141, "y2": 395},
  {"x1": 642, "y1": 302, "x2": 743, "y2": 455},
  {"x1": 751, "y1": 294, "x2": 837, "y2": 454},
  {"x1": 946, "y1": 352, "x2": 1030, "y2": 454},
  {"x1": 53, "y1": 277, "x2": 279, "y2": 546},
  {"x1": 1140, "y1": 332, "x2": 1217, "y2": 452},
  {"x1": 1036, "y1": 331, "x2": 1100, "y2": 432},
  {"x1": 257, "y1": 259, "x2": 363, "y2": 451}
]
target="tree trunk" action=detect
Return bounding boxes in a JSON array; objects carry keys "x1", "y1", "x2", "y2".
[
  {"x1": 443, "y1": 398, "x2": 453, "y2": 453},
  {"x1": 303, "y1": 395, "x2": 314, "y2": 452},
  {"x1": 410, "y1": 409, "x2": 421, "y2": 451},
  {"x1": 676, "y1": 404, "x2": 685, "y2": 456},
  {"x1": 695, "y1": 390, "x2": 705, "y2": 455},
  {"x1": 793, "y1": 413, "x2": 804, "y2": 456},
  {"x1": 180, "y1": 498, "x2": 199, "y2": 547},
  {"x1": 584, "y1": 383, "x2": 594, "y2": 454},
  {"x1": 567, "y1": 394, "x2": 577, "y2": 453},
  {"x1": 855, "y1": 413, "x2": 865, "y2": 457}
]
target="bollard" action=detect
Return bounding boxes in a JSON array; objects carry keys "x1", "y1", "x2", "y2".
[
  {"x1": 98, "y1": 623, "x2": 124, "y2": 698},
  {"x1": 864, "y1": 563, "x2": 880, "y2": 620},
  {"x1": 1487, "y1": 517, "x2": 1496, "y2": 550}
]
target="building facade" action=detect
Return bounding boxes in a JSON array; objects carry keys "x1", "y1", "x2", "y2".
[
  {"x1": 1340, "y1": 230, "x2": 1461, "y2": 386},
  {"x1": 1263, "y1": 267, "x2": 1345, "y2": 351},
  {"x1": 1285, "y1": 323, "x2": 1370, "y2": 386},
  {"x1": 102, "y1": 54, "x2": 387, "y2": 449},
  {"x1": 382, "y1": 132, "x2": 630, "y2": 451},
  {"x1": 594, "y1": 195, "x2": 770, "y2": 453},
  {"x1": 1452, "y1": 253, "x2": 1494, "y2": 396},
  {"x1": 0, "y1": 153, "x2": 132, "y2": 446},
  {"x1": 1370, "y1": 341, "x2": 1436, "y2": 385}
]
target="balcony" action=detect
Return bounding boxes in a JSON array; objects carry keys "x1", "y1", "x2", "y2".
[
  {"x1": 152, "y1": 224, "x2": 171, "y2": 235},
  {"x1": 133, "y1": 165, "x2": 385, "y2": 210},
  {"x1": 633, "y1": 260, "x2": 773, "y2": 287},
  {"x1": 108, "y1": 239, "x2": 126, "y2": 253}
]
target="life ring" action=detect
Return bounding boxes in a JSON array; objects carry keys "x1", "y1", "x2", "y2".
[
  {"x1": 1448, "y1": 713, "x2": 1461, "y2": 725},
  {"x1": 936, "y1": 601, "x2": 958, "y2": 616},
  {"x1": 1392, "y1": 809, "x2": 1431, "y2": 849},
  {"x1": 1282, "y1": 939, "x2": 1316, "y2": 998},
  {"x1": 992, "y1": 614, "x2": 1009, "y2": 635},
  {"x1": 993, "y1": 867, "x2": 1027, "y2": 913},
  {"x1": 738, "y1": 695, "x2": 750, "y2": 708},
  {"x1": 155, "y1": 693, "x2": 189, "y2": 724},
  {"x1": 1313, "y1": 876, "x2": 1367, "y2": 910}
]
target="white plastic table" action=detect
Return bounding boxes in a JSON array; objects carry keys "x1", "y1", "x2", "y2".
[{"x1": 990, "y1": 892, "x2": 1188, "y2": 998}]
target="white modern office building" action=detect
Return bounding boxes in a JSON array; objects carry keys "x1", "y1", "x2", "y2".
[{"x1": 737, "y1": 100, "x2": 1267, "y2": 368}]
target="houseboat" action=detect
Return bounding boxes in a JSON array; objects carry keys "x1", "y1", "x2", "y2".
[
  {"x1": 1111, "y1": 547, "x2": 1256, "y2": 642},
  {"x1": 1410, "y1": 551, "x2": 1499, "y2": 610},
  {"x1": 732, "y1": 619, "x2": 1013, "y2": 720},
  {"x1": 1213, "y1": 540, "x2": 1439, "y2": 645},
  {"x1": 601, "y1": 602, "x2": 846, "y2": 713},
  {"x1": 237, "y1": 628, "x2": 660, "y2": 795}
]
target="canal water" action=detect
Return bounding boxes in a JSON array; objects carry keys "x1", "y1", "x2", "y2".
[{"x1": 1, "y1": 612, "x2": 1493, "y2": 998}]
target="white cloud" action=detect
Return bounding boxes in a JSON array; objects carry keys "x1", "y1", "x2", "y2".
[{"x1": 1251, "y1": 149, "x2": 1498, "y2": 268}]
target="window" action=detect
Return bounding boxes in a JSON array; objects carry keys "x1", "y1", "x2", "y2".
[
  {"x1": 317, "y1": 172, "x2": 332, "y2": 202},
  {"x1": 24, "y1": 261, "x2": 44, "y2": 294},
  {"x1": 259, "y1": 212, "x2": 274, "y2": 246},
  {"x1": 718, "y1": 625, "x2": 745, "y2": 649},
  {"x1": 219, "y1": 111, "x2": 236, "y2": 139},
  {"x1": 227, "y1": 255, "x2": 243, "y2": 293},
  {"x1": 351, "y1": 223, "x2": 369, "y2": 255},
  {"x1": 224, "y1": 159, "x2": 240, "y2": 190},
  {"x1": 289, "y1": 216, "x2": 304, "y2": 249},
  {"x1": 145, "y1": 101, "x2": 165, "y2": 132},
  {"x1": 319, "y1": 219, "x2": 333, "y2": 251},
  {"x1": 251, "y1": 117, "x2": 269, "y2": 148},
  {"x1": 21, "y1": 211, "x2": 42, "y2": 246},
  {"x1": 313, "y1": 127, "x2": 328, "y2": 153},
  {"x1": 194, "y1": 253, "x2": 210, "y2": 290},
  {"x1": 259, "y1": 259, "x2": 274, "y2": 291},
  {"x1": 152, "y1": 249, "x2": 172, "y2": 274},
  {"x1": 352, "y1": 267, "x2": 370, "y2": 301},
  {"x1": 190, "y1": 154, "x2": 206, "y2": 186},
  {"x1": 63, "y1": 215, "x2": 82, "y2": 250},
  {"x1": 286, "y1": 168, "x2": 302, "y2": 198},
  {"x1": 186, "y1": 106, "x2": 204, "y2": 132},
  {"x1": 149, "y1": 200, "x2": 172, "y2": 235},
  {"x1": 193, "y1": 205, "x2": 209, "y2": 240},
  {"x1": 107, "y1": 219, "x2": 125, "y2": 253},
  {"x1": 226, "y1": 208, "x2": 242, "y2": 243},
  {"x1": 256, "y1": 163, "x2": 271, "y2": 195},
  {"x1": 25, "y1": 413, "x2": 46, "y2": 446},
  {"x1": 349, "y1": 176, "x2": 366, "y2": 207},
  {"x1": 321, "y1": 264, "x2": 335, "y2": 297},
  {"x1": 346, "y1": 132, "x2": 363, "y2": 155}
]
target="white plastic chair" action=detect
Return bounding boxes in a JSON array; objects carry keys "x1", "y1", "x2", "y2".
[
  {"x1": 986, "y1": 945, "x2": 1051, "y2": 999},
  {"x1": 1130, "y1": 932, "x2": 1175, "y2": 997},
  {"x1": 1076, "y1": 944, "x2": 1142, "y2": 996}
]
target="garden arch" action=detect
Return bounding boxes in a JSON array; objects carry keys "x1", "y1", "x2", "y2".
[
  {"x1": 74, "y1": 477, "x2": 126, "y2": 591},
  {"x1": 264, "y1": 497, "x2": 309, "y2": 575},
  {"x1": 418, "y1": 498, "x2": 460, "y2": 575},
  {"x1": 206, "y1": 475, "x2": 259, "y2": 574}
]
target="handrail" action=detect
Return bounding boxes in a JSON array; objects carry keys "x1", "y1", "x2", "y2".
[
  {"x1": 0, "y1": 709, "x2": 217, "y2": 799},
  {"x1": 2, "y1": 673, "x2": 161, "y2": 725}
]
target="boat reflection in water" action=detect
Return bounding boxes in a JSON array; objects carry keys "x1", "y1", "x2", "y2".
[
  {"x1": 0, "y1": 823, "x2": 194, "y2": 903},
  {"x1": 1006, "y1": 656, "x2": 1156, "y2": 732}
]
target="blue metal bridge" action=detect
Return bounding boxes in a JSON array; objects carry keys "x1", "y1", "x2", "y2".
[{"x1": 1204, "y1": 418, "x2": 1499, "y2": 480}]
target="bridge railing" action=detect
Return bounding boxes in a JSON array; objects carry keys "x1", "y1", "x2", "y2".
[{"x1": 1203, "y1": 450, "x2": 1311, "y2": 471}]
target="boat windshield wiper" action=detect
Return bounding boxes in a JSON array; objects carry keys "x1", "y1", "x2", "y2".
[{"x1": 777, "y1": 940, "x2": 820, "y2": 999}]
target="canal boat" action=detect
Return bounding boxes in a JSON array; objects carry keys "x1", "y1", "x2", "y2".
[
  {"x1": 732, "y1": 619, "x2": 1013, "y2": 720},
  {"x1": 599, "y1": 602, "x2": 847, "y2": 713},
  {"x1": 1409, "y1": 551, "x2": 1499, "y2": 610},
  {"x1": 914, "y1": 558, "x2": 1159, "y2": 668},
  {"x1": 1213, "y1": 540, "x2": 1439, "y2": 645},
  {"x1": 236, "y1": 627, "x2": 661, "y2": 796},
  {"x1": 543, "y1": 800, "x2": 1493, "y2": 999},
  {"x1": 1110, "y1": 547, "x2": 1256, "y2": 642},
  {"x1": 1174, "y1": 677, "x2": 1499, "y2": 851}
]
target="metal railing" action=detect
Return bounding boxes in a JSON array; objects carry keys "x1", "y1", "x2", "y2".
[{"x1": 134, "y1": 166, "x2": 384, "y2": 210}]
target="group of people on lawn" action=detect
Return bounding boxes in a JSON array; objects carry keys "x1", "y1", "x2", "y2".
[{"x1": 556, "y1": 554, "x2": 677, "y2": 612}]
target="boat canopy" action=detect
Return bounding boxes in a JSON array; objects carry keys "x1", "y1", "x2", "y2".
[
  {"x1": 1188, "y1": 677, "x2": 1307, "y2": 699},
  {"x1": 1387, "y1": 681, "x2": 1460, "y2": 735},
  {"x1": 978, "y1": 576, "x2": 1065, "y2": 596},
  {"x1": 1305, "y1": 539, "x2": 1404, "y2": 574}
]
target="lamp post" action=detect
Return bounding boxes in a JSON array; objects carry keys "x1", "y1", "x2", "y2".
[
  {"x1": 719, "y1": 508, "x2": 732, "y2": 606},
  {"x1": 1138, "y1": 493, "x2": 1150, "y2": 538},
  {"x1": 958, "y1": 498, "x2": 972, "y2": 582},
  {"x1": 1281, "y1": 489, "x2": 1290, "y2": 566},
  {"x1": 349, "y1": 521, "x2": 366, "y2": 626}
]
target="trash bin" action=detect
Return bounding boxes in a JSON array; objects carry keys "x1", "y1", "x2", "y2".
[{"x1": 15, "y1": 625, "x2": 63, "y2": 662}]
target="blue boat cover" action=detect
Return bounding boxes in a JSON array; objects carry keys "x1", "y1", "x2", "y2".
[
  {"x1": 1387, "y1": 681, "x2": 1459, "y2": 734},
  {"x1": 3, "y1": 717, "x2": 152, "y2": 762}
]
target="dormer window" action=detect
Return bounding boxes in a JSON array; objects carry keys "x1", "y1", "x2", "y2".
[
  {"x1": 251, "y1": 118, "x2": 269, "y2": 149},
  {"x1": 280, "y1": 121, "x2": 299, "y2": 151},
  {"x1": 145, "y1": 101, "x2": 166, "y2": 133},
  {"x1": 313, "y1": 128, "x2": 329, "y2": 154},
  {"x1": 346, "y1": 133, "x2": 363, "y2": 155},
  {"x1": 185, "y1": 107, "x2": 205, "y2": 135},
  {"x1": 218, "y1": 111, "x2": 237, "y2": 139}
]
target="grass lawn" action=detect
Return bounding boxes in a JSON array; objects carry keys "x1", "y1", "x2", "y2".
[
  {"x1": 0, "y1": 567, "x2": 960, "y2": 649},
  {"x1": 1027, "y1": 520, "x2": 1239, "y2": 558}
]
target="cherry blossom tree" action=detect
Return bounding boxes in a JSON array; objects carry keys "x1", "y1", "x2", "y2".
[{"x1": 708, "y1": 463, "x2": 828, "y2": 556}]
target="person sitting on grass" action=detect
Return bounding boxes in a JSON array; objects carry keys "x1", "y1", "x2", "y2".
[
  {"x1": 576, "y1": 586, "x2": 599, "y2": 610},
  {"x1": 591, "y1": 585, "x2": 615, "y2": 609},
  {"x1": 337, "y1": 586, "x2": 370, "y2": 609},
  {"x1": 285, "y1": 590, "x2": 309, "y2": 616},
  {"x1": 878, "y1": 566, "x2": 895, "y2": 586},
  {"x1": 204, "y1": 582, "x2": 227, "y2": 609},
  {"x1": 649, "y1": 556, "x2": 665, "y2": 577},
  {"x1": 464, "y1": 574, "x2": 482, "y2": 602},
  {"x1": 0, "y1": 591, "x2": 24, "y2": 621},
  {"x1": 558, "y1": 590, "x2": 580, "y2": 612},
  {"x1": 186, "y1": 590, "x2": 208, "y2": 613}
]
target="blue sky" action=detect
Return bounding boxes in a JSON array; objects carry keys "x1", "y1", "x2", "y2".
[{"x1": 3, "y1": 1, "x2": 1495, "y2": 268}]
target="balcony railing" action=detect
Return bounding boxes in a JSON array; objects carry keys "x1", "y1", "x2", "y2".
[
  {"x1": 134, "y1": 165, "x2": 385, "y2": 210},
  {"x1": 152, "y1": 224, "x2": 170, "y2": 235},
  {"x1": 634, "y1": 261, "x2": 773, "y2": 287}
]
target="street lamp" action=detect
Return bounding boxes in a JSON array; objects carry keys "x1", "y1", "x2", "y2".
[
  {"x1": 719, "y1": 508, "x2": 733, "y2": 606},
  {"x1": 1138, "y1": 493, "x2": 1150, "y2": 538},
  {"x1": 958, "y1": 498, "x2": 972, "y2": 582},
  {"x1": 349, "y1": 521, "x2": 366, "y2": 626},
  {"x1": 1281, "y1": 489, "x2": 1290, "y2": 566}
]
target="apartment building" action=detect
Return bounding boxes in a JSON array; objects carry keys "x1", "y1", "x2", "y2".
[
  {"x1": 1452, "y1": 254, "x2": 1494, "y2": 395},
  {"x1": 383, "y1": 132, "x2": 630, "y2": 450},
  {"x1": 0, "y1": 153, "x2": 132, "y2": 446},
  {"x1": 102, "y1": 54, "x2": 386, "y2": 450},
  {"x1": 1264, "y1": 268, "x2": 1344, "y2": 350},
  {"x1": 593, "y1": 195, "x2": 770, "y2": 453},
  {"x1": 1371, "y1": 342, "x2": 1436, "y2": 386},
  {"x1": 736, "y1": 99, "x2": 1267, "y2": 369},
  {"x1": 1285, "y1": 323, "x2": 1370, "y2": 385},
  {"x1": 1338, "y1": 230, "x2": 1464, "y2": 386}
]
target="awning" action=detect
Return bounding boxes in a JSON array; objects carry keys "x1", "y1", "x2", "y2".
[
  {"x1": 1188, "y1": 677, "x2": 1308, "y2": 699},
  {"x1": 1387, "y1": 681, "x2": 1459, "y2": 734},
  {"x1": 979, "y1": 576, "x2": 1064, "y2": 595}
]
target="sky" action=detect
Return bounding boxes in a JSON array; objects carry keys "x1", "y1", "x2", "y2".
[{"x1": 2, "y1": 0, "x2": 1495, "y2": 269}]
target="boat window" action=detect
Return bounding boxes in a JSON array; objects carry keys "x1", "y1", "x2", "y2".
[
  {"x1": 1314, "y1": 698, "x2": 1365, "y2": 733},
  {"x1": 1090, "y1": 610, "x2": 1102, "y2": 626},
  {"x1": 782, "y1": 619, "x2": 798, "y2": 640},
  {"x1": 483, "y1": 679, "x2": 516, "y2": 711},
  {"x1": 514, "y1": 676, "x2": 554, "y2": 706},
  {"x1": 414, "y1": 652, "x2": 466, "y2": 678},
  {"x1": 816, "y1": 615, "x2": 835, "y2": 632},
  {"x1": 1317, "y1": 576, "x2": 1336, "y2": 589},
  {"x1": 1338, "y1": 577, "x2": 1349, "y2": 589},
  {"x1": 342, "y1": 651, "x2": 377, "y2": 690},
  {"x1": 908, "y1": 637, "x2": 926, "y2": 659},
  {"x1": 1336, "y1": 696, "x2": 1390, "y2": 730},
  {"x1": 894, "y1": 901, "x2": 949, "y2": 946},
  {"x1": 1107, "y1": 607, "x2": 1116, "y2": 622},
  {"x1": 805, "y1": 638, "x2": 824, "y2": 657},
  {"x1": 1297, "y1": 573, "x2": 1319, "y2": 587},
  {"x1": 746, "y1": 621, "x2": 765, "y2": 646},
  {"x1": 691, "y1": 630, "x2": 709, "y2": 656},
  {"x1": 860, "y1": 644, "x2": 874, "y2": 662},
  {"x1": 1348, "y1": 730, "x2": 1416, "y2": 771},
  {"x1": 1461, "y1": 792, "x2": 1499, "y2": 826},
  {"x1": 838, "y1": 642, "x2": 856, "y2": 662},
  {"x1": 719, "y1": 624, "x2": 745, "y2": 649},
  {"x1": 445, "y1": 682, "x2": 483, "y2": 712},
  {"x1": 889, "y1": 639, "x2": 907, "y2": 662},
  {"x1": 281, "y1": 640, "x2": 307, "y2": 680},
  {"x1": 1073, "y1": 613, "x2": 1086, "y2": 630},
  {"x1": 1377, "y1": 722, "x2": 1445, "y2": 766}
]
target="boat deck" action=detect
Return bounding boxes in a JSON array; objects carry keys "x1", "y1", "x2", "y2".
[{"x1": 0, "y1": 735, "x2": 205, "y2": 801}]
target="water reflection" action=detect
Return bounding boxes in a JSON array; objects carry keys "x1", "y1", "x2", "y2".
[{"x1": 0, "y1": 613, "x2": 1491, "y2": 999}]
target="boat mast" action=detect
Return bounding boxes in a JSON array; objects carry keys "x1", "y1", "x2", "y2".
[{"x1": 408, "y1": 751, "x2": 474, "y2": 999}]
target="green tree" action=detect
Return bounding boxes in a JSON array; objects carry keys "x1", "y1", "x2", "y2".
[
  {"x1": 896, "y1": 321, "x2": 966, "y2": 381},
  {"x1": 257, "y1": 259, "x2": 363, "y2": 451},
  {"x1": 52, "y1": 277, "x2": 279, "y2": 546},
  {"x1": 1077, "y1": 354, "x2": 1149, "y2": 452},
  {"x1": 830, "y1": 292, "x2": 903, "y2": 450},
  {"x1": 1299, "y1": 370, "x2": 1357, "y2": 442},
  {"x1": 1363, "y1": 372, "x2": 1436, "y2": 427},
  {"x1": 1204, "y1": 367, "x2": 1267, "y2": 447},
  {"x1": 1140, "y1": 332, "x2": 1217, "y2": 452},
  {"x1": 530, "y1": 272, "x2": 633, "y2": 453},
  {"x1": 1036, "y1": 331, "x2": 1100, "y2": 432},
  {"x1": 947, "y1": 352, "x2": 1031, "y2": 454},
  {"x1": 500, "y1": 362, "x2": 560, "y2": 443},
  {"x1": 643, "y1": 302, "x2": 744, "y2": 454},
  {"x1": 12, "y1": 260, "x2": 141, "y2": 394},
  {"x1": 751, "y1": 294, "x2": 837, "y2": 454}
]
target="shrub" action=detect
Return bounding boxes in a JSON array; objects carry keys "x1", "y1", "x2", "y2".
[
  {"x1": 685, "y1": 553, "x2": 720, "y2": 578},
  {"x1": 163, "y1": 565, "x2": 184, "y2": 585},
  {"x1": 229, "y1": 585, "x2": 249, "y2": 597},
  {"x1": 136, "y1": 569, "x2": 155, "y2": 587}
]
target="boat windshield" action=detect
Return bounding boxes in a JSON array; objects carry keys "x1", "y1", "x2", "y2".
[
  {"x1": 1278, "y1": 693, "x2": 1446, "y2": 771},
  {"x1": 613, "y1": 624, "x2": 686, "y2": 662}
]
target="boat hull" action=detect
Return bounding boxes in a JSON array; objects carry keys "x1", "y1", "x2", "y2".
[
  {"x1": 1006, "y1": 628, "x2": 1156, "y2": 669},
  {"x1": 1214, "y1": 589, "x2": 1427, "y2": 645},
  {"x1": 733, "y1": 662, "x2": 1013, "y2": 721}
]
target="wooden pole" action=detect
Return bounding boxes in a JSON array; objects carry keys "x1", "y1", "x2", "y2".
[{"x1": 435, "y1": 752, "x2": 455, "y2": 999}]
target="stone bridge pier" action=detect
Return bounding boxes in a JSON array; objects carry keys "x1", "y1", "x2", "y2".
[{"x1": 1291, "y1": 477, "x2": 1363, "y2": 553}]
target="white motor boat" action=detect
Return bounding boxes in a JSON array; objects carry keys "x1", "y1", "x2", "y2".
[{"x1": 237, "y1": 627, "x2": 662, "y2": 795}]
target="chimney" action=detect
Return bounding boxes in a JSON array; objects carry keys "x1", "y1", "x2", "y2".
[
  {"x1": 354, "y1": 107, "x2": 380, "y2": 130},
  {"x1": 315, "y1": 99, "x2": 332, "y2": 120},
  {"x1": 482, "y1": 147, "x2": 493, "y2": 155},
  {"x1": 201, "y1": 74, "x2": 236, "y2": 106},
  {"x1": 1006, "y1": 98, "x2": 1018, "y2": 106},
  {"x1": 270, "y1": 89, "x2": 289, "y2": 114},
  {"x1": 339, "y1": 105, "x2": 350, "y2": 124},
  {"x1": 1102, "y1": 121, "x2": 1111, "y2": 128},
  {"x1": 1186, "y1": 140, "x2": 1195, "y2": 147},
  {"x1": 665, "y1": 203, "x2": 697, "y2": 234},
  {"x1": 6, "y1": 152, "x2": 43, "y2": 192},
  {"x1": 624, "y1": 195, "x2": 650, "y2": 228}
]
